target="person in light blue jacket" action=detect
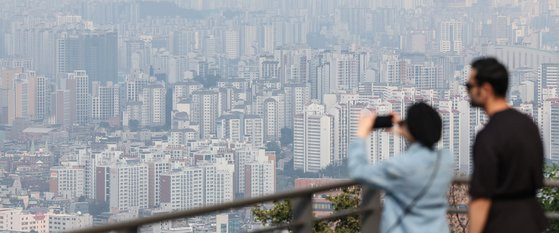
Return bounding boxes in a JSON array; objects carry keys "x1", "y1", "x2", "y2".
[{"x1": 349, "y1": 102, "x2": 454, "y2": 233}]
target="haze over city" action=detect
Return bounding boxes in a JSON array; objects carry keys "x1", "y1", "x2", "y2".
[{"x1": 1, "y1": 0, "x2": 559, "y2": 232}]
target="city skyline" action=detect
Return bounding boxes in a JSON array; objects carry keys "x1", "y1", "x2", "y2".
[{"x1": 1, "y1": 0, "x2": 559, "y2": 232}]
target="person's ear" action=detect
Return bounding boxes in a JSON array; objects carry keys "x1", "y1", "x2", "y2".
[
  {"x1": 481, "y1": 82, "x2": 493, "y2": 98},
  {"x1": 401, "y1": 125, "x2": 414, "y2": 142}
]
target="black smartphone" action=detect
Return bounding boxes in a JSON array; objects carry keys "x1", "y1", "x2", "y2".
[{"x1": 372, "y1": 115, "x2": 393, "y2": 129}]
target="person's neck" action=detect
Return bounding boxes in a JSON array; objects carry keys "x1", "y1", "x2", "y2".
[{"x1": 484, "y1": 98, "x2": 510, "y2": 116}]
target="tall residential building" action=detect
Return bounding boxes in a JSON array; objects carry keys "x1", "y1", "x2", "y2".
[
  {"x1": 233, "y1": 146, "x2": 268, "y2": 197},
  {"x1": 293, "y1": 103, "x2": 334, "y2": 173},
  {"x1": 56, "y1": 31, "x2": 118, "y2": 82},
  {"x1": 262, "y1": 24, "x2": 275, "y2": 53},
  {"x1": 217, "y1": 113, "x2": 243, "y2": 142},
  {"x1": 0, "y1": 69, "x2": 21, "y2": 124},
  {"x1": 244, "y1": 115, "x2": 264, "y2": 146},
  {"x1": 160, "y1": 159, "x2": 234, "y2": 210},
  {"x1": 439, "y1": 109, "x2": 470, "y2": 173},
  {"x1": 259, "y1": 57, "x2": 280, "y2": 79},
  {"x1": 1, "y1": 69, "x2": 49, "y2": 124},
  {"x1": 224, "y1": 30, "x2": 240, "y2": 59},
  {"x1": 244, "y1": 154, "x2": 276, "y2": 197},
  {"x1": 409, "y1": 62, "x2": 444, "y2": 90},
  {"x1": 285, "y1": 83, "x2": 311, "y2": 128},
  {"x1": 160, "y1": 167, "x2": 204, "y2": 210},
  {"x1": 455, "y1": 100, "x2": 473, "y2": 174},
  {"x1": 539, "y1": 63, "x2": 559, "y2": 104},
  {"x1": 202, "y1": 159, "x2": 235, "y2": 206},
  {"x1": 243, "y1": 25, "x2": 258, "y2": 56},
  {"x1": 28, "y1": 74, "x2": 49, "y2": 121},
  {"x1": 66, "y1": 70, "x2": 91, "y2": 125},
  {"x1": 8, "y1": 27, "x2": 57, "y2": 77},
  {"x1": 92, "y1": 81, "x2": 121, "y2": 122},
  {"x1": 192, "y1": 90, "x2": 220, "y2": 139},
  {"x1": 327, "y1": 103, "x2": 350, "y2": 162},
  {"x1": 380, "y1": 53, "x2": 401, "y2": 84},
  {"x1": 316, "y1": 62, "x2": 331, "y2": 99},
  {"x1": 169, "y1": 30, "x2": 193, "y2": 56},
  {"x1": 440, "y1": 20, "x2": 464, "y2": 54},
  {"x1": 125, "y1": 72, "x2": 150, "y2": 102},
  {"x1": 262, "y1": 96, "x2": 285, "y2": 141},
  {"x1": 147, "y1": 160, "x2": 171, "y2": 208},
  {"x1": 365, "y1": 103, "x2": 405, "y2": 163},
  {"x1": 95, "y1": 161, "x2": 149, "y2": 212},
  {"x1": 172, "y1": 81, "x2": 203, "y2": 109},
  {"x1": 49, "y1": 163, "x2": 85, "y2": 199},
  {"x1": 332, "y1": 53, "x2": 361, "y2": 91},
  {"x1": 140, "y1": 83, "x2": 167, "y2": 127},
  {"x1": 542, "y1": 98, "x2": 559, "y2": 161}
]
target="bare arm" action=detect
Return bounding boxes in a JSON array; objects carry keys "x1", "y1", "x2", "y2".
[{"x1": 468, "y1": 198, "x2": 492, "y2": 233}]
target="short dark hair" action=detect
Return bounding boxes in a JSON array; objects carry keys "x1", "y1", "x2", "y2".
[
  {"x1": 405, "y1": 102, "x2": 442, "y2": 150},
  {"x1": 471, "y1": 57, "x2": 509, "y2": 97}
]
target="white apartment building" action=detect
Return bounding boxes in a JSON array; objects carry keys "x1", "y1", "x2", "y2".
[
  {"x1": 224, "y1": 30, "x2": 240, "y2": 59},
  {"x1": 147, "y1": 160, "x2": 171, "y2": 208},
  {"x1": 92, "y1": 81, "x2": 120, "y2": 121},
  {"x1": 0, "y1": 208, "x2": 91, "y2": 233},
  {"x1": 542, "y1": 98, "x2": 559, "y2": 161},
  {"x1": 67, "y1": 70, "x2": 90, "y2": 125},
  {"x1": 440, "y1": 20, "x2": 463, "y2": 54},
  {"x1": 0, "y1": 208, "x2": 47, "y2": 233},
  {"x1": 244, "y1": 154, "x2": 276, "y2": 197},
  {"x1": 95, "y1": 160, "x2": 149, "y2": 212},
  {"x1": 48, "y1": 213, "x2": 93, "y2": 233},
  {"x1": 294, "y1": 102, "x2": 334, "y2": 173},
  {"x1": 262, "y1": 96, "x2": 286, "y2": 141},
  {"x1": 160, "y1": 159, "x2": 234, "y2": 210},
  {"x1": 140, "y1": 83, "x2": 167, "y2": 127},
  {"x1": 192, "y1": 90, "x2": 220, "y2": 139},
  {"x1": 49, "y1": 163, "x2": 85, "y2": 199},
  {"x1": 244, "y1": 115, "x2": 264, "y2": 146}
]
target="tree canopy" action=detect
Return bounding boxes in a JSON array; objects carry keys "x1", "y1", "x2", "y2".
[{"x1": 252, "y1": 186, "x2": 361, "y2": 232}]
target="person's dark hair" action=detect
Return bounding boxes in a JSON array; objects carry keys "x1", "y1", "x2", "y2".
[
  {"x1": 471, "y1": 57, "x2": 509, "y2": 97},
  {"x1": 405, "y1": 102, "x2": 442, "y2": 150}
]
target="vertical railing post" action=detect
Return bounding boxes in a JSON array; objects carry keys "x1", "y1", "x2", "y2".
[
  {"x1": 291, "y1": 194, "x2": 314, "y2": 233},
  {"x1": 360, "y1": 187, "x2": 381, "y2": 233}
]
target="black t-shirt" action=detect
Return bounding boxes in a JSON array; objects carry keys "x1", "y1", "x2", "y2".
[{"x1": 470, "y1": 108, "x2": 548, "y2": 233}]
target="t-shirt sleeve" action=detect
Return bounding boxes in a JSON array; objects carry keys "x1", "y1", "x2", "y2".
[{"x1": 470, "y1": 134, "x2": 498, "y2": 199}]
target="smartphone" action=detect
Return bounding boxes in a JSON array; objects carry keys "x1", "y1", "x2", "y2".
[{"x1": 372, "y1": 115, "x2": 393, "y2": 129}]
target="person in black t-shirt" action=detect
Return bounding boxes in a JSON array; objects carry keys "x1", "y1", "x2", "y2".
[{"x1": 466, "y1": 57, "x2": 548, "y2": 233}]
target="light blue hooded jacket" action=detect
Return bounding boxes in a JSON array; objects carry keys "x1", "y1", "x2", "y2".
[{"x1": 348, "y1": 139, "x2": 454, "y2": 233}]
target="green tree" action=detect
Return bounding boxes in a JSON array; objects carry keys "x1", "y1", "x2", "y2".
[
  {"x1": 252, "y1": 187, "x2": 361, "y2": 232},
  {"x1": 328, "y1": 186, "x2": 360, "y2": 232},
  {"x1": 280, "y1": 128, "x2": 294, "y2": 147},
  {"x1": 320, "y1": 160, "x2": 349, "y2": 179},
  {"x1": 194, "y1": 74, "x2": 221, "y2": 88},
  {"x1": 266, "y1": 141, "x2": 282, "y2": 157},
  {"x1": 539, "y1": 164, "x2": 559, "y2": 232}
]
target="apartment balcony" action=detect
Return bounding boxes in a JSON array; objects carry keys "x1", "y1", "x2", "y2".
[{"x1": 71, "y1": 177, "x2": 559, "y2": 233}]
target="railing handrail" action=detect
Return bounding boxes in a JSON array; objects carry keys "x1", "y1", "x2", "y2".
[
  {"x1": 71, "y1": 180, "x2": 361, "y2": 233},
  {"x1": 70, "y1": 176, "x2": 559, "y2": 233}
]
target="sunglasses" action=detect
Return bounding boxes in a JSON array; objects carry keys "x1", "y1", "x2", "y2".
[{"x1": 464, "y1": 82, "x2": 475, "y2": 92}]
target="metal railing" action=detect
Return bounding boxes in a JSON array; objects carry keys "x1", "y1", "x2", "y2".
[{"x1": 71, "y1": 177, "x2": 559, "y2": 233}]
